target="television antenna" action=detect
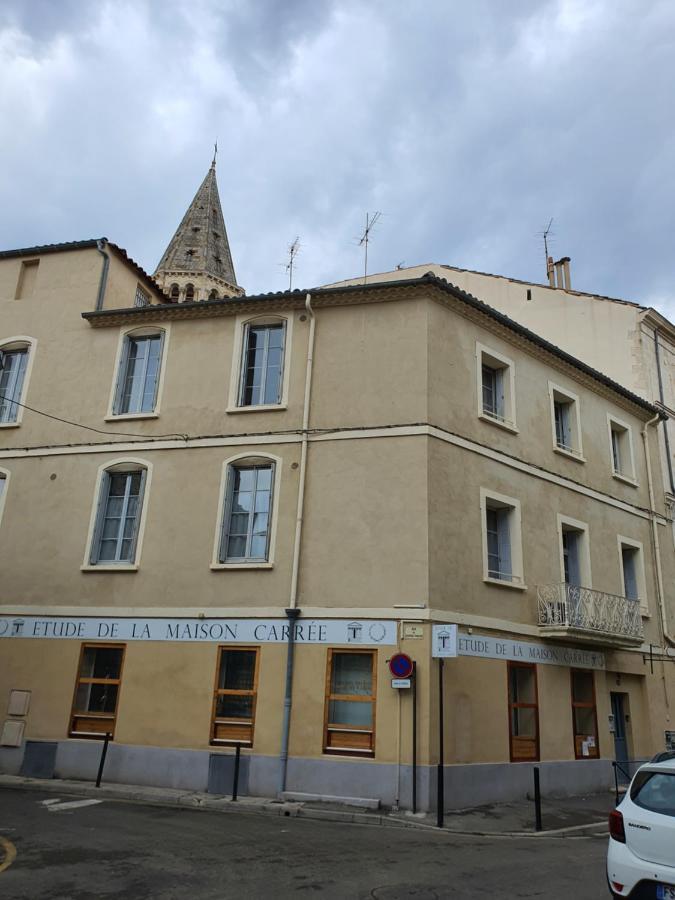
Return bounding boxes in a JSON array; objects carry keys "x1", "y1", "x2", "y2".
[
  {"x1": 358, "y1": 212, "x2": 382, "y2": 283},
  {"x1": 540, "y1": 218, "x2": 554, "y2": 279},
  {"x1": 285, "y1": 237, "x2": 300, "y2": 291}
]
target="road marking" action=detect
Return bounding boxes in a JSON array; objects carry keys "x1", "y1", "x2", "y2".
[
  {"x1": 47, "y1": 799, "x2": 103, "y2": 812},
  {"x1": 0, "y1": 835, "x2": 17, "y2": 874},
  {"x1": 39, "y1": 798, "x2": 62, "y2": 806}
]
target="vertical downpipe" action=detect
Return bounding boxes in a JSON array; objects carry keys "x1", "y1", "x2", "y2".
[
  {"x1": 278, "y1": 293, "x2": 315, "y2": 797},
  {"x1": 95, "y1": 239, "x2": 110, "y2": 311}
]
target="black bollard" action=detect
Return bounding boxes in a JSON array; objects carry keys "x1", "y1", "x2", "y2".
[
  {"x1": 232, "y1": 744, "x2": 241, "y2": 801},
  {"x1": 533, "y1": 766, "x2": 542, "y2": 832},
  {"x1": 95, "y1": 732, "x2": 111, "y2": 788}
]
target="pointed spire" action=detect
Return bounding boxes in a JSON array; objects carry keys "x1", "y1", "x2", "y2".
[{"x1": 154, "y1": 160, "x2": 242, "y2": 301}]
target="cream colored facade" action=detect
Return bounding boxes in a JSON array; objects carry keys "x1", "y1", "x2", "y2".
[{"x1": 1, "y1": 243, "x2": 674, "y2": 811}]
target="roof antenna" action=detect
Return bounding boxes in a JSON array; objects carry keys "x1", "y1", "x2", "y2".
[
  {"x1": 286, "y1": 237, "x2": 300, "y2": 291},
  {"x1": 358, "y1": 212, "x2": 382, "y2": 284},
  {"x1": 541, "y1": 217, "x2": 554, "y2": 281}
]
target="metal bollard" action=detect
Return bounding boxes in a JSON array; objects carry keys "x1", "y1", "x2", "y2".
[
  {"x1": 533, "y1": 766, "x2": 542, "y2": 832},
  {"x1": 232, "y1": 744, "x2": 241, "y2": 801},
  {"x1": 612, "y1": 762, "x2": 619, "y2": 806},
  {"x1": 95, "y1": 732, "x2": 112, "y2": 788}
]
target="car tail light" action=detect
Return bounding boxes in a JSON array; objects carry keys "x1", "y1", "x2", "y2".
[
  {"x1": 609, "y1": 809, "x2": 626, "y2": 843},
  {"x1": 610, "y1": 884, "x2": 624, "y2": 894}
]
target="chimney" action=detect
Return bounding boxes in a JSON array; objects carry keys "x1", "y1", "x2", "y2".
[{"x1": 549, "y1": 256, "x2": 572, "y2": 290}]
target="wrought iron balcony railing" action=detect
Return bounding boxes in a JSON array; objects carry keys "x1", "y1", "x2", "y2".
[{"x1": 537, "y1": 583, "x2": 644, "y2": 645}]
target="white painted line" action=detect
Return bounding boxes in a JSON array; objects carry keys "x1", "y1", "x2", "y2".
[
  {"x1": 47, "y1": 799, "x2": 102, "y2": 812},
  {"x1": 39, "y1": 798, "x2": 62, "y2": 806}
]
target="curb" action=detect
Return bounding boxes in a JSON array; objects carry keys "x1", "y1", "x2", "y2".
[{"x1": 0, "y1": 775, "x2": 608, "y2": 838}]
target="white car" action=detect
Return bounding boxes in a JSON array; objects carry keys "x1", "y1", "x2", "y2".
[{"x1": 607, "y1": 757, "x2": 675, "y2": 898}]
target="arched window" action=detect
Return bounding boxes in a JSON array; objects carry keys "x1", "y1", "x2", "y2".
[
  {"x1": 169, "y1": 283, "x2": 180, "y2": 302},
  {"x1": 88, "y1": 460, "x2": 150, "y2": 566},
  {"x1": 217, "y1": 455, "x2": 278, "y2": 564},
  {"x1": 208, "y1": 289, "x2": 218, "y2": 300},
  {"x1": 185, "y1": 283, "x2": 195, "y2": 302},
  {"x1": 0, "y1": 337, "x2": 35, "y2": 425}
]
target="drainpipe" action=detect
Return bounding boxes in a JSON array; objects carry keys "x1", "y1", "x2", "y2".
[
  {"x1": 278, "y1": 292, "x2": 316, "y2": 797},
  {"x1": 95, "y1": 239, "x2": 110, "y2": 311},
  {"x1": 654, "y1": 330, "x2": 675, "y2": 495},
  {"x1": 642, "y1": 413, "x2": 675, "y2": 648}
]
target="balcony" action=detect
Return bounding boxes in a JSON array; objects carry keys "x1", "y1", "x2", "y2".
[{"x1": 537, "y1": 583, "x2": 644, "y2": 648}]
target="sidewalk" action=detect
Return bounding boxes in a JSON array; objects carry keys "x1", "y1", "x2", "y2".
[{"x1": 0, "y1": 774, "x2": 612, "y2": 837}]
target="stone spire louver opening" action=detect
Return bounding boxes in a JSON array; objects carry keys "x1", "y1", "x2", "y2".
[{"x1": 154, "y1": 160, "x2": 243, "y2": 302}]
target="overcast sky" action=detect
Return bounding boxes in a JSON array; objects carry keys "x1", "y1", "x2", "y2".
[{"x1": 1, "y1": 0, "x2": 674, "y2": 314}]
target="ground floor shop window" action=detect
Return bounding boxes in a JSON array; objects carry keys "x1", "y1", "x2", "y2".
[
  {"x1": 69, "y1": 643, "x2": 125, "y2": 737},
  {"x1": 571, "y1": 669, "x2": 599, "y2": 759},
  {"x1": 324, "y1": 649, "x2": 376, "y2": 757},
  {"x1": 507, "y1": 661, "x2": 539, "y2": 761},
  {"x1": 211, "y1": 647, "x2": 259, "y2": 746}
]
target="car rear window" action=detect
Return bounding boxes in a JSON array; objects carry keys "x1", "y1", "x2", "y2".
[{"x1": 630, "y1": 771, "x2": 675, "y2": 817}]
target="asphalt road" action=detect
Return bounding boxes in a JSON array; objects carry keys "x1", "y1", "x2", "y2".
[{"x1": 0, "y1": 788, "x2": 609, "y2": 899}]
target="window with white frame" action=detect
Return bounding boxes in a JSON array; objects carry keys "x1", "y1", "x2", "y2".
[
  {"x1": 89, "y1": 467, "x2": 147, "y2": 565},
  {"x1": 618, "y1": 536, "x2": 647, "y2": 610},
  {"x1": 0, "y1": 344, "x2": 29, "y2": 424},
  {"x1": 238, "y1": 322, "x2": 286, "y2": 407},
  {"x1": 549, "y1": 383, "x2": 583, "y2": 459},
  {"x1": 219, "y1": 463, "x2": 274, "y2": 563},
  {"x1": 476, "y1": 343, "x2": 517, "y2": 430},
  {"x1": 113, "y1": 332, "x2": 164, "y2": 415},
  {"x1": 558, "y1": 516, "x2": 591, "y2": 590},
  {"x1": 608, "y1": 416, "x2": 636, "y2": 483},
  {"x1": 481, "y1": 489, "x2": 524, "y2": 586}
]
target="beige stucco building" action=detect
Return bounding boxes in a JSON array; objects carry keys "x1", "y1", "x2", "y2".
[{"x1": 1, "y1": 173, "x2": 674, "y2": 811}]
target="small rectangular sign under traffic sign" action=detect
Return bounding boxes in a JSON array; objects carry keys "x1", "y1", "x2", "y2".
[{"x1": 391, "y1": 678, "x2": 411, "y2": 688}]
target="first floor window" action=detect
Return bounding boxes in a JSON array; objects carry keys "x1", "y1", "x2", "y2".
[
  {"x1": 90, "y1": 469, "x2": 146, "y2": 565},
  {"x1": 508, "y1": 662, "x2": 539, "y2": 761},
  {"x1": 0, "y1": 347, "x2": 28, "y2": 423},
  {"x1": 70, "y1": 643, "x2": 125, "y2": 737},
  {"x1": 239, "y1": 322, "x2": 285, "y2": 407},
  {"x1": 571, "y1": 670, "x2": 599, "y2": 759},
  {"x1": 219, "y1": 463, "x2": 274, "y2": 563},
  {"x1": 114, "y1": 333, "x2": 163, "y2": 415},
  {"x1": 486, "y1": 505, "x2": 512, "y2": 581},
  {"x1": 211, "y1": 647, "x2": 259, "y2": 746},
  {"x1": 324, "y1": 650, "x2": 376, "y2": 757}
]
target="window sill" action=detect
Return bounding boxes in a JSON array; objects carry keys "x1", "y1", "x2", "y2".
[
  {"x1": 478, "y1": 412, "x2": 519, "y2": 434},
  {"x1": 104, "y1": 413, "x2": 159, "y2": 422},
  {"x1": 612, "y1": 471, "x2": 638, "y2": 487},
  {"x1": 554, "y1": 445, "x2": 586, "y2": 463},
  {"x1": 226, "y1": 404, "x2": 287, "y2": 414},
  {"x1": 210, "y1": 562, "x2": 274, "y2": 570},
  {"x1": 483, "y1": 576, "x2": 528, "y2": 591},
  {"x1": 0, "y1": 421, "x2": 21, "y2": 429},
  {"x1": 640, "y1": 608, "x2": 651, "y2": 618},
  {"x1": 81, "y1": 564, "x2": 139, "y2": 572}
]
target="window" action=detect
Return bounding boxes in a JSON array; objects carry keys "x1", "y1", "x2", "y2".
[
  {"x1": 239, "y1": 322, "x2": 286, "y2": 407},
  {"x1": 169, "y1": 283, "x2": 180, "y2": 301},
  {"x1": 558, "y1": 515, "x2": 591, "y2": 599},
  {"x1": 476, "y1": 343, "x2": 517, "y2": 431},
  {"x1": 15, "y1": 259, "x2": 39, "y2": 299},
  {"x1": 480, "y1": 489, "x2": 524, "y2": 587},
  {"x1": 571, "y1": 670, "x2": 599, "y2": 759},
  {"x1": 185, "y1": 283, "x2": 195, "y2": 302},
  {"x1": 208, "y1": 289, "x2": 218, "y2": 300},
  {"x1": 607, "y1": 416, "x2": 636, "y2": 483},
  {"x1": 324, "y1": 650, "x2": 376, "y2": 756},
  {"x1": 219, "y1": 463, "x2": 274, "y2": 563},
  {"x1": 211, "y1": 647, "x2": 259, "y2": 746},
  {"x1": 0, "y1": 346, "x2": 29, "y2": 424},
  {"x1": 70, "y1": 643, "x2": 125, "y2": 737},
  {"x1": 631, "y1": 771, "x2": 675, "y2": 817},
  {"x1": 113, "y1": 332, "x2": 164, "y2": 415},
  {"x1": 549, "y1": 383, "x2": 584, "y2": 460},
  {"x1": 89, "y1": 468, "x2": 147, "y2": 566},
  {"x1": 618, "y1": 536, "x2": 647, "y2": 612},
  {"x1": 134, "y1": 284, "x2": 150, "y2": 308},
  {"x1": 507, "y1": 662, "x2": 539, "y2": 761}
]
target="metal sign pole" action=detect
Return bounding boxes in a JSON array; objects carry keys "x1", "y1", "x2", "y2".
[
  {"x1": 437, "y1": 657, "x2": 444, "y2": 828},
  {"x1": 412, "y1": 661, "x2": 417, "y2": 814}
]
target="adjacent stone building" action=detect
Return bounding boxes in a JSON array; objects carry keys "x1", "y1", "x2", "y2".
[{"x1": 1, "y1": 173, "x2": 674, "y2": 810}]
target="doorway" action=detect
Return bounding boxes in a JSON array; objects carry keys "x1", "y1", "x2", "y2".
[{"x1": 610, "y1": 692, "x2": 631, "y2": 779}]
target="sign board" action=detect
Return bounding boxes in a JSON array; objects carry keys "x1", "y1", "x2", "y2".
[
  {"x1": 389, "y1": 652, "x2": 414, "y2": 678},
  {"x1": 0, "y1": 616, "x2": 397, "y2": 646},
  {"x1": 391, "y1": 678, "x2": 411, "y2": 689},
  {"x1": 432, "y1": 625, "x2": 458, "y2": 658},
  {"x1": 402, "y1": 623, "x2": 424, "y2": 639},
  {"x1": 457, "y1": 633, "x2": 605, "y2": 670}
]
